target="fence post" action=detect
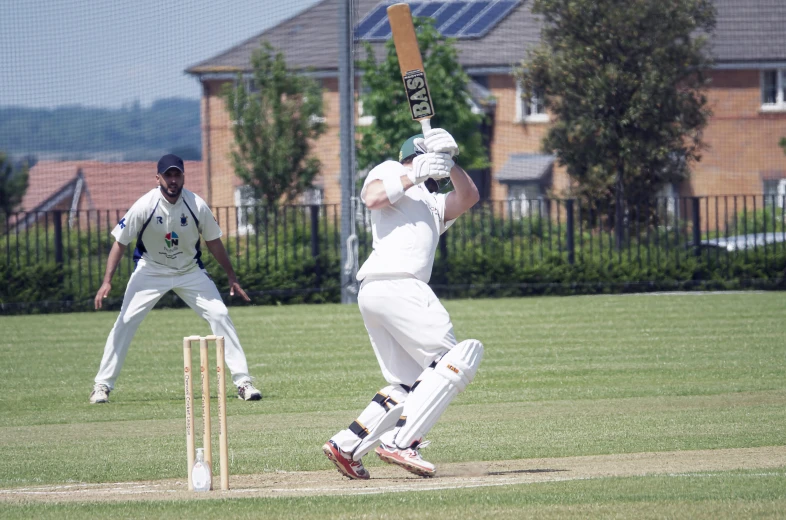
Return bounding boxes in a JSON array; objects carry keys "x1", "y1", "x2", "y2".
[
  {"x1": 53, "y1": 211, "x2": 63, "y2": 266},
  {"x1": 691, "y1": 197, "x2": 701, "y2": 257},
  {"x1": 566, "y1": 199, "x2": 575, "y2": 265},
  {"x1": 310, "y1": 205, "x2": 320, "y2": 258}
]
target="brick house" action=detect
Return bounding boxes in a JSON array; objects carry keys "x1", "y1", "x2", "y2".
[{"x1": 186, "y1": 0, "x2": 786, "y2": 221}]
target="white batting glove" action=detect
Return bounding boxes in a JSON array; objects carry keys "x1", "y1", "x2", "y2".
[
  {"x1": 424, "y1": 128, "x2": 459, "y2": 157},
  {"x1": 408, "y1": 152, "x2": 454, "y2": 185}
]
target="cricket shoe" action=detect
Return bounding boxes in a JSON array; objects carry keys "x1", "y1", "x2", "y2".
[
  {"x1": 89, "y1": 384, "x2": 110, "y2": 404},
  {"x1": 237, "y1": 381, "x2": 262, "y2": 401},
  {"x1": 322, "y1": 440, "x2": 370, "y2": 480},
  {"x1": 375, "y1": 440, "x2": 435, "y2": 477}
]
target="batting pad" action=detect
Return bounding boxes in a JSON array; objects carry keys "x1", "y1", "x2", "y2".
[
  {"x1": 394, "y1": 339, "x2": 483, "y2": 448},
  {"x1": 333, "y1": 384, "x2": 408, "y2": 455}
]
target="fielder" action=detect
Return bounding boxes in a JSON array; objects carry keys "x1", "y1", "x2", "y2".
[
  {"x1": 89, "y1": 154, "x2": 261, "y2": 404},
  {"x1": 323, "y1": 129, "x2": 484, "y2": 478}
]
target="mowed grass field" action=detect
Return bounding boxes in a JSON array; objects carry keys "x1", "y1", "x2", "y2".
[{"x1": 0, "y1": 292, "x2": 785, "y2": 518}]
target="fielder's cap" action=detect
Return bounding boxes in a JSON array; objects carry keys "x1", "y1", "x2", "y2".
[
  {"x1": 157, "y1": 153, "x2": 184, "y2": 174},
  {"x1": 399, "y1": 134, "x2": 426, "y2": 162}
]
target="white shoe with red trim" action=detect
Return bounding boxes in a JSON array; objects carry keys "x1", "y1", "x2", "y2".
[
  {"x1": 375, "y1": 440, "x2": 435, "y2": 477},
  {"x1": 322, "y1": 440, "x2": 370, "y2": 480}
]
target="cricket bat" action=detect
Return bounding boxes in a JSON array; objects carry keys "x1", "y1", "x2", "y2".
[{"x1": 387, "y1": 3, "x2": 434, "y2": 133}]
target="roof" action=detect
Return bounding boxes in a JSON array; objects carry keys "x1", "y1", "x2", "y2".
[
  {"x1": 21, "y1": 161, "x2": 204, "y2": 212},
  {"x1": 187, "y1": 0, "x2": 786, "y2": 78},
  {"x1": 712, "y1": 0, "x2": 786, "y2": 64},
  {"x1": 186, "y1": 0, "x2": 541, "y2": 76},
  {"x1": 496, "y1": 153, "x2": 554, "y2": 182}
]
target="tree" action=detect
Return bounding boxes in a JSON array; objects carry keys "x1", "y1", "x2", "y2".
[
  {"x1": 356, "y1": 18, "x2": 488, "y2": 171},
  {"x1": 518, "y1": 0, "x2": 716, "y2": 227},
  {"x1": 780, "y1": 137, "x2": 786, "y2": 155},
  {"x1": 223, "y1": 42, "x2": 326, "y2": 207},
  {"x1": 0, "y1": 152, "x2": 30, "y2": 231}
]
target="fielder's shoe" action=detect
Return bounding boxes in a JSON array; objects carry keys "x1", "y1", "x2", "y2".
[
  {"x1": 375, "y1": 440, "x2": 435, "y2": 477},
  {"x1": 89, "y1": 384, "x2": 110, "y2": 404},
  {"x1": 322, "y1": 440, "x2": 370, "y2": 480},
  {"x1": 237, "y1": 381, "x2": 262, "y2": 401}
]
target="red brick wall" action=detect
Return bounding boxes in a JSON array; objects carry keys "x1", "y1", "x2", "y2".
[{"x1": 201, "y1": 69, "x2": 786, "y2": 232}]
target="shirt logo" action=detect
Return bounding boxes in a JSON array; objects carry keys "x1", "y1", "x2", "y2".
[
  {"x1": 165, "y1": 231, "x2": 179, "y2": 248},
  {"x1": 157, "y1": 216, "x2": 163, "y2": 224},
  {"x1": 180, "y1": 213, "x2": 188, "y2": 226},
  {"x1": 118, "y1": 218, "x2": 126, "y2": 229}
]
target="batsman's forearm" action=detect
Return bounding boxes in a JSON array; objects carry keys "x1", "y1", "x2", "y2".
[
  {"x1": 450, "y1": 164, "x2": 479, "y2": 202},
  {"x1": 102, "y1": 242, "x2": 127, "y2": 283}
]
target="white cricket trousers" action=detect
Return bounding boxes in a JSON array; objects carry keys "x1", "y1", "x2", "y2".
[
  {"x1": 94, "y1": 264, "x2": 252, "y2": 389},
  {"x1": 358, "y1": 276, "x2": 457, "y2": 386}
]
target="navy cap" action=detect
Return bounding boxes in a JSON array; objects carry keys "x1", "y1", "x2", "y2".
[{"x1": 157, "y1": 154, "x2": 184, "y2": 174}]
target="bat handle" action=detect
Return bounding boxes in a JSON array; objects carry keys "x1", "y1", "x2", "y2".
[{"x1": 419, "y1": 118, "x2": 431, "y2": 134}]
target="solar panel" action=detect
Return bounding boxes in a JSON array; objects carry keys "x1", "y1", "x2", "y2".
[
  {"x1": 354, "y1": 4, "x2": 389, "y2": 40},
  {"x1": 462, "y1": 0, "x2": 518, "y2": 38},
  {"x1": 355, "y1": 1, "x2": 520, "y2": 41},
  {"x1": 412, "y1": 3, "x2": 443, "y2": 19},
  {"x1": 368, "y1": 18, "x2": 392, "y2": 39},
  {"x1": 432, "y1": 2, "x2": 467, "y2": 32},
  {"x1": 442, "y1": 1, "x2": 491, "y2": 37}
]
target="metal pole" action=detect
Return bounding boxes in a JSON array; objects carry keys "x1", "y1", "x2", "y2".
[{"x1": 339, "y1": 0, "x2": 358, "y2": 303}]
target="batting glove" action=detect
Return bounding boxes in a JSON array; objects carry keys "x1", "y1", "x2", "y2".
[
  {"x1": 424, "y1": 128, "x2": 459, "y2": 157},
  {"x1": 408, "y1": 152, "x2": 454, "y2": 185}
]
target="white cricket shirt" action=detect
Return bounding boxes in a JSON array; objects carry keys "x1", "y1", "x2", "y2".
[
  {"x1": 111, "y1": 188, "x2": 222, "y2": 273},
  {"x1": 356, "y1": 160, "x2": 454, "y2": 283}
]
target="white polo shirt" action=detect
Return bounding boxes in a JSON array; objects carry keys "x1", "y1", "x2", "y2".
[
  {"x1": 111, "y1": 188, "x2": 222, "y2": 273},
  {"x1": 356, "y1": 160, "x2": 454, "y2": 283}
]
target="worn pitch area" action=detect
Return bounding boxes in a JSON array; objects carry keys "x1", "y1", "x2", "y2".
[{"x1": 1, "y1": 446, "x2": 784, "y2": 504}]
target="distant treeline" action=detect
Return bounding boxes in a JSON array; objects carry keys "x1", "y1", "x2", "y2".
[{"x1": 0, "y1": 98, "x2": 201, "y2": 161}]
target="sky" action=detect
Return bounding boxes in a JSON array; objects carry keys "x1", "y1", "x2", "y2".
[{"x1": 0, "y1": 0, "x2": 321, "y2": 109}]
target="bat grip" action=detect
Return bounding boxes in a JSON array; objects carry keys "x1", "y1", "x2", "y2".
[{"x1": 419, "y1": 119, "x2": 431, "y2": 134}]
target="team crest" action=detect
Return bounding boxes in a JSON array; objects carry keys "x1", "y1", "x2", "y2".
[
  {"x1": 180, "y1": 213, "x2": 188, "y2": 226},
  {"x1": 165, "y1": 231, "x2": 179, "y2": 248}
]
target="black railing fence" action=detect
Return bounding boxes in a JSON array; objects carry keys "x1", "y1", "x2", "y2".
[{"x1": 2, "y1": 195, "x2": 785, "y2": 313}]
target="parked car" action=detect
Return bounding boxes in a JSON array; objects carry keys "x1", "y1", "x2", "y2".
[{"x1": 700, "y1": 232, "x2": 786, "y2": 252}]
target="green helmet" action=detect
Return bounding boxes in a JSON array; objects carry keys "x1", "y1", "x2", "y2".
[{"x1": 399, "y1": 134, "x2": 426, "y2": 163}]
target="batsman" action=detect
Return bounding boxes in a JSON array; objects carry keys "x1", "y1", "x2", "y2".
[{"x1": 323, "y1": 128, "x2": 484, "y2": 478}]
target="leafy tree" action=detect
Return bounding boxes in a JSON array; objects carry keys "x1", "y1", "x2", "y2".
[
  {"x1": 780, "y1": 137, "x2": 786, "y2": 155},
  {"x1": 356, "y1": 18, "x2": 488, "y2": 171},
  {"x1": 223, "y1": 42, "x2": 326, "y2": 207},
  {"x1": 0, "y1": 152, "x2": 30, "y2": 231},
  {"x1": 518, "y1": 0, "x2": 716, "y2": 226}
]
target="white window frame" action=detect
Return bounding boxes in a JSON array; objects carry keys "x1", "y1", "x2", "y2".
[
  {"x1": 506, "y1": 181, "x2": 543, "y2": 219},
  {"x1": 234, "y1": 185, "x2": 257, "y2": 236},
  {"x1": 515, "y1": 83, "x2": 549, "y2": 123},
  {"x1": 302, "y1": 186, "x2": 323, "y2": 205},
  {"x1": 763, "y1": 178, "x2": 786, "y2": 209},
  {"x1": 760, "y1": 69, "x2": 786, "y2": 112},
  {"x1": 357, "y1": 99, "x2": 374, "y2": 126}
]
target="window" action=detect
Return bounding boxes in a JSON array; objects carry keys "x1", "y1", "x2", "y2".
[
  {"x1": 761, "y1": 70, "x2": 786, "y2": 111},
  {"x1": 657, "y1": 183, "x2": 679, "y2": 223},
  {"x1": 302, "y1": 187, "x2": 323, "y2": 206},
  {"x1": 763, "y1": 178, "x2": 786, "y2": 208},
  {"x1": 234, "y1": 186, "x2": 257, "y2": 236},
  {"x1": 357, "y1": 84, "x2": 374, "y2": 126},
  {"x1": 507, "y1": 182, "x2": 543, "y2": 218},
  {"x1": 515, "y1": 83, "x2": 548, "y2": 123},
  {"x1": 357, "y1": 99, "x2": 374, "y2": 126}
]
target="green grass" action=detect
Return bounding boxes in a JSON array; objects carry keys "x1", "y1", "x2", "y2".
[{"x1": 1, "y1": 293, "x2": 785, "y2": 518}]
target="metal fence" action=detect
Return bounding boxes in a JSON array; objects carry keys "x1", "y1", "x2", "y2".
[{"x1": 2, "y1": 194, "x2": 785, "y2": 312}]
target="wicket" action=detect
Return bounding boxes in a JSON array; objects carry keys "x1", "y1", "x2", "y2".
[{"x1": 183, "y1": 335, "x2": 229, "y2": 491}]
